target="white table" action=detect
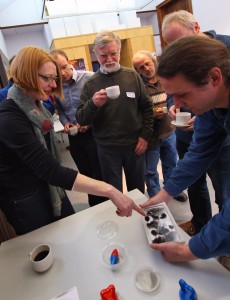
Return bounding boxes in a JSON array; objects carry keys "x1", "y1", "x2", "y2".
[{"x1": 0, "y1": 189, "x2": 229, "y2": 300}]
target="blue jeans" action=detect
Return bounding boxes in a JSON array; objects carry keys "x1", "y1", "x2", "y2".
[
  {"x1": 0, "y1": 183, "x2": 75, "y2": 235},
  {"x1": 97, "y1": 145, "x2": 145, "y2": 193},
  {"x1": 176, "y1": 138, "x2": 212, "y2": 230},
  {"x1": 145, "y1": 132, "x2": 177, "y2": 197}
]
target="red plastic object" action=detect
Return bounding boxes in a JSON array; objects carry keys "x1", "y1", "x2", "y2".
[
  {"x1": 100, "y1": 284, "x2": 118, "y2": 300},
  {"x1": 111, "y1": 249, "x2": 118, "y2": 256}
]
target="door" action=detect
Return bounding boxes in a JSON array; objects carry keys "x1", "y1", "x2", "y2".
[{"x1": 156, "y1": 0, "x2": 193, "y2": 49}]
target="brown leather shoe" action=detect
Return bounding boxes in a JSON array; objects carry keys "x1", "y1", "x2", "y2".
[
  {"x1": 179, "y1": 221, "x2": 199, "y2": 236},
  {"x1": 217, "y1": 255, "x2": 230, "y2": 271}
]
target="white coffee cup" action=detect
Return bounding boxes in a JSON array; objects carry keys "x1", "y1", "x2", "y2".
[
  {"x1": 29, "y1": 244, "x2": 53, "y2": 272},
  {"x1": 163, "y1": 106, "x2": 168, "y2": 113},
  {"x1": 176, "y1": 112, "x2": 191, "y2": 125},
  {"x1": 106, "y1": 85, "x2": 120, "y2": 99},
  {"x1": 69, "y1": 125, "x2": 78, "y2": 136}
]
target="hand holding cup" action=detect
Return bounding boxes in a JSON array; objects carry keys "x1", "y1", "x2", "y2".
[{"x1": 69, "y1": 125, "x2": 78, "y2": 136}]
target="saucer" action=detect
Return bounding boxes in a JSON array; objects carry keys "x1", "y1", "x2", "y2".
[
  {"x1": 135, "y1": 266, "x2": 160, "y2": 293},
  {"x1": 96, "y1": 220, "x2": 119, "y2": 240},
  {"x1": 100, "y1": 242, "x2": 127, "y2": 271},
  {"x1": 171, "y1": 120, "x2": 190, "y2": 128}
]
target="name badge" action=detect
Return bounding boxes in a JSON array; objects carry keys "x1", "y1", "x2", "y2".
[{"x1": 126, "y1": 92, "x2": 135, "y2": 98}]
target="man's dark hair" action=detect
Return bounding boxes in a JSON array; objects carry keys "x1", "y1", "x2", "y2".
[{"x1": 157, "y1": 36, "x2": 230, "y2": 86}]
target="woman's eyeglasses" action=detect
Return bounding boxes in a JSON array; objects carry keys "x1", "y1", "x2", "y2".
[{"x1": 38, "y1": 74, "x2": 59, "y2": 83}]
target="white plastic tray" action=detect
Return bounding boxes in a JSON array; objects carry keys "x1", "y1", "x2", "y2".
[{"x1": 142, "y1": 203, "x2": 184, "y2": 244}]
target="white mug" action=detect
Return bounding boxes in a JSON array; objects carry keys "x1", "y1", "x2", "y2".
[
  {"x1": 106, "y1": 85, "x2": 120, "y2": 99},
  {"x1": 29, "y1": 244, "x2": 53, "y2": 272},
  {"x1": 69, "y1": 125, "x2": 78, "y2": 136},
  {"x1": 176, "y1": 112, "x2": 191, "y2": 125}
]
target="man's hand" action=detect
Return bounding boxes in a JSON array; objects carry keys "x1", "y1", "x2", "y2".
[
  {"x1": 77, "y1": 124, "x2": 90, "y2": 133},
  {"x1": 64, "y1": 122, "x2": 74, "y2": 133},
  {"x1": 181, "y1": 116, "x2": 195, "y2": 131},
  {"x1": 168, "y1": 105, "x2": 177, "y2": 120},
  {"x1": 134, "y1": 137, "x2": 148, "y2": 156},
  {"x1": 169, "y1": 106, "x2": 195, "y2": 131},
  {"x1": 92, "y1": 89, "x2": 108, "y2": 107},
  {"x1": 151, "y1": 241, "x2": 197, "y2": 263},
  {"x1": 140, "y1": 188, "x2": 173, "y2": 208}
]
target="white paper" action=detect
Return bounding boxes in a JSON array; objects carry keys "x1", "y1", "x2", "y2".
[
  {"x1": 50, "y1": 286, "x2": 79, "y2": 300},
  {"x1": 126, "y1": 92, "x2": 135, "y2": 98}
]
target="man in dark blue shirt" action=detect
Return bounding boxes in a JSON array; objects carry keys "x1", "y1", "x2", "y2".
[{"x1": 161, "y1": 10, "x2": 230, "y2": 238}]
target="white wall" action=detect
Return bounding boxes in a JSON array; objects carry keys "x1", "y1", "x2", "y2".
[
  {"x1": 45, "y1": 0, "x2": 153, "y2": 17},
  {"x1": 43, "y1": 24, "x2": 53, "y2": 49},
  {"x1": 48, "y1": 12, "x2": 124, "y2": 39},
  {"x1": 138, "y1": 0, "x2": 161, "y2": 12},
  {"x1": 0, "y1": 31, "x2": 8, "y2": 58},
  {"x1": 139, "y1": 11, "x2": 161, "y2": 56},
  {"x1": 139, "y1": 0, "x2": 230, "y2": 55},
  {"x1": 4, "y1": 31, "x2": 49, "y2": 59},
  {"x1": 151, "y1": 0, "x2": 230, "y2": 35},
  {"x1": 192, "y1": 0, "x2": 230, "y2": 34}
]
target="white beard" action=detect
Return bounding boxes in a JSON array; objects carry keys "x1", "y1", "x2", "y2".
[
  {"x1": 144, "y1": 71, "x2": 156, "y2": 79},
  {"x1": 100, "y1": 62, "x2": 120, "y2": 73}
]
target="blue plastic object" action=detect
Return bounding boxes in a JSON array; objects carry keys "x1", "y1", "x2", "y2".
[
  {"x1": 110, "y1": 249, "x2": 119, "y2": 265},
  {"x1": 179, "y1": 279, "x2": 198, "y2": 300}
]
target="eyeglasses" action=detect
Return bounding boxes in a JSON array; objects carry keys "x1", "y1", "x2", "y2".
[
  {"x1": 38, "y1": 74, "x2": 59, "y2": 83},
  {"x1": 98, "y1": 52, "x2": 119, "y2": 60}
]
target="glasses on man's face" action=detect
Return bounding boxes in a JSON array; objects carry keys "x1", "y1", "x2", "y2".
[
  {"x1": 98, "y1": 52, "x2": 119, "y2": 60},
  {"x1": 38, "y1": 74, "x2": 59, "y2": 83}
]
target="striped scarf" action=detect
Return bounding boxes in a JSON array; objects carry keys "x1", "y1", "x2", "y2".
[{"x1": 8, "y1": 84, "x2": 64, "y2": 216}]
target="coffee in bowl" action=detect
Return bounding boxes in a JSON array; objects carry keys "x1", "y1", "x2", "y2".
[
  {"x1": 34, "y1": 250, "x2": 49, "y2": 261},
  {"x1": 29, "y1": 244, "x2": 53, "y2": 272}
]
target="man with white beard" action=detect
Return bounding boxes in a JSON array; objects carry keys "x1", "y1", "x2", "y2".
[{"x1": 77, "y1": 30, "x2": 153, "y2": 194}]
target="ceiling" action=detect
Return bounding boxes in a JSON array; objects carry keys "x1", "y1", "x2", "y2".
[{"x1": 0, "y1": 0, "x2": 153, "y2": 36}]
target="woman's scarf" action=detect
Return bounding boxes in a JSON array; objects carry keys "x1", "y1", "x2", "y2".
[{"x1": 8, "y1": 84, "x2": 64, "y2": 216}]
